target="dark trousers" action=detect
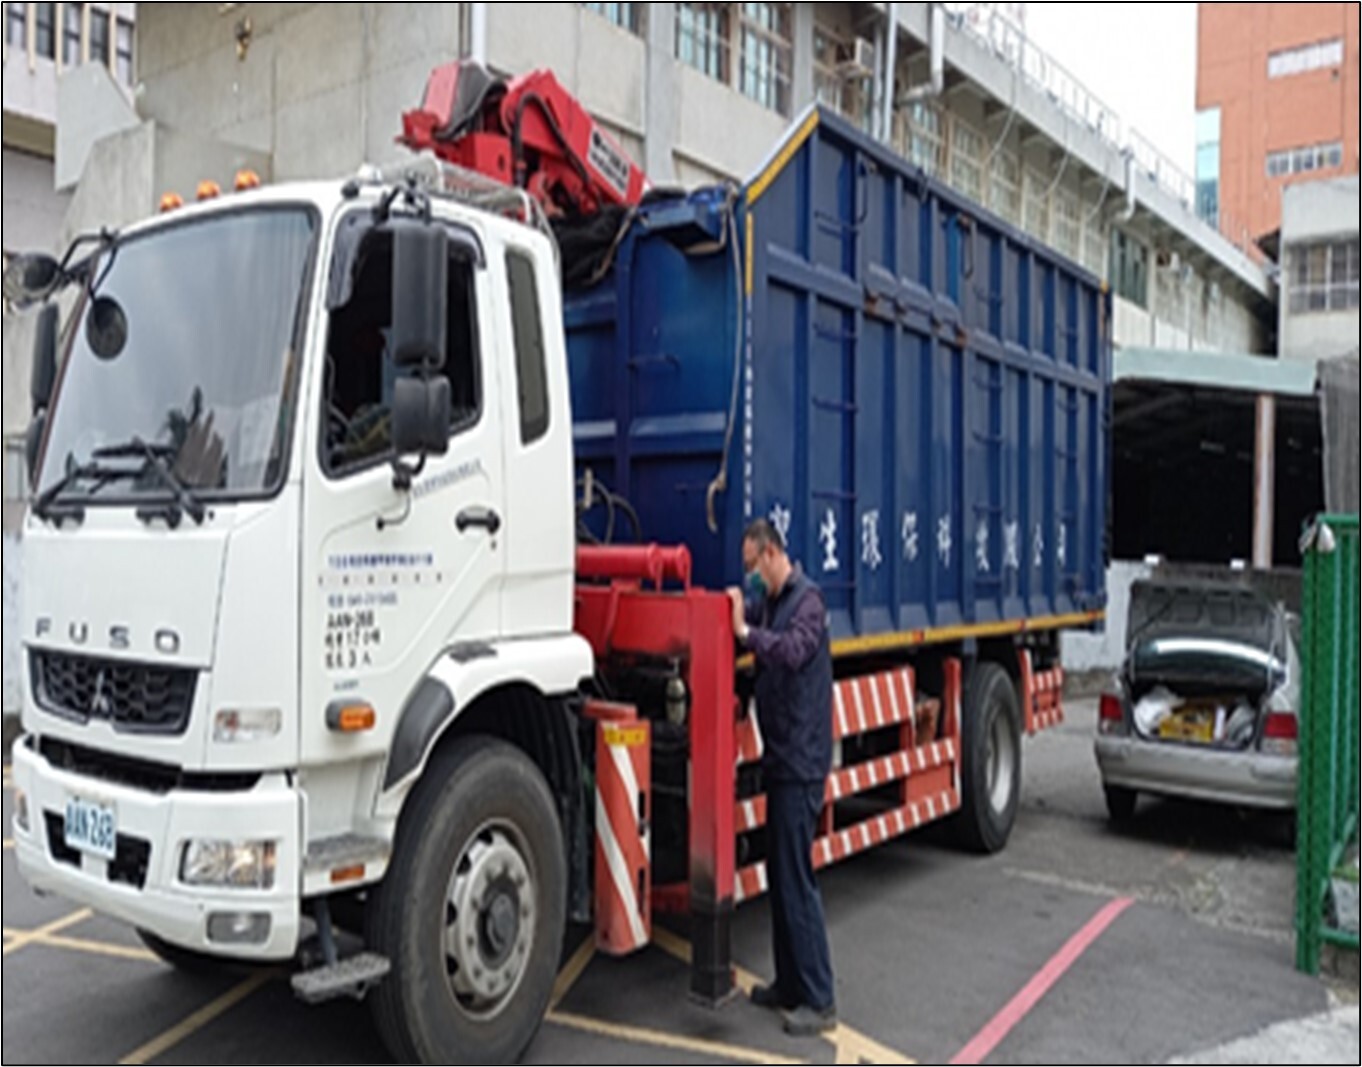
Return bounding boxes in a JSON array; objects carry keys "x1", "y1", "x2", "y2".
[{"x1": 766, "y1": 780, "x2": 835, "y2": 1011}]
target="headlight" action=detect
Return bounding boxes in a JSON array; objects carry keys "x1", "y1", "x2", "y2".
[
  {"x1": 13, "y1": 787, "x2": 29, "y2": 834},
  {"x1": 213, "y1": 708, "x2": 282, "y2": 743},
  {"x1": 180, "y1": 839, "x2": 277, "y2": 889}
]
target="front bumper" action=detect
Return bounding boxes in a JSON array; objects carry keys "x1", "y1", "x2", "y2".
[
  {"x1": 1094, "y1": 734, "x2": 1296, "y2": 810},
  {"x1": 10, "y1": 737, "x2": 302, "y2": 960}
]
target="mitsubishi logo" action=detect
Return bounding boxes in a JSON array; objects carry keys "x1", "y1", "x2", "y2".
[{"x1": 89, "y1": 669, "x2": 113, "y2": 718}]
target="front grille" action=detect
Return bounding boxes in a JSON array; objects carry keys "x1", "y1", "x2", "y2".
[
  {"x1": 37, "y1": 737, "x2": 261, "y2": 796},
  {"x1": 42, "y1": 810, "x2": 152, "y2": 890},
  {"x1": 31, "y1": 650, "x2": 196, "y2": 735}
]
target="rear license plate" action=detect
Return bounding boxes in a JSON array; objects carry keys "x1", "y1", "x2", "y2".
[
  {"x1": 64, "y1": 796, "x2": 117, "y2": 860},
  {"x1": 1158, "y1": 712, "x2": 1214, "y2": 744}
]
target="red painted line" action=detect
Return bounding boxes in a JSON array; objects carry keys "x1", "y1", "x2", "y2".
[{"x1": 949, "y1": 897, "x2": 1134, "y2": 1065}]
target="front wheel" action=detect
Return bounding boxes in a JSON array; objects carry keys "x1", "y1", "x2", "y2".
[
  {"x1": 949, "y1": 661, "x2": 1022, "y2": 853},
  {"x1": 366, "y1": 736, "x2": 566, "y2": 1064}
]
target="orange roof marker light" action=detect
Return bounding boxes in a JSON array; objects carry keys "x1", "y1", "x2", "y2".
[
  {"x1": 159, "y1": 191, "x2": 184, "y2": 212},
  {"x1": 196, "y1": 179, "x2": 222, "y2": 201},
  {"x1": 234, "y1": 168, "x2": 262, "y2": 191}
]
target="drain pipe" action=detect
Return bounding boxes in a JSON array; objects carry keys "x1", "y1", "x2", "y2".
[
  {"x1": 901, "y1": 3, "x2": 946, "y2": 104},
  {"x1": 469, "y1": 2, "x2": 487, "y2": 64},
  {"x1": 1118, "y1": 148, "x2": 1137, "y2": 221},
  {"x1": 880, "y1": 3, "x2": 899, "y2": 144}
]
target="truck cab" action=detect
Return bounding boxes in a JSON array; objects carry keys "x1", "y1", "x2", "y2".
[{"x1": 11, "y1": 172, "x2": 593, "y2": 1056}]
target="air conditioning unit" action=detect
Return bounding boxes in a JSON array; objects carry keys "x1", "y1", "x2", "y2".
[{"x1": 839, "y1": 37, "x2": 876, "y2": 80}]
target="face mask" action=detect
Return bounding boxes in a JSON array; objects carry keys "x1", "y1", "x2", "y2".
[{"x1": 745, "y1": 569, "x2": 767, "y2": 601}]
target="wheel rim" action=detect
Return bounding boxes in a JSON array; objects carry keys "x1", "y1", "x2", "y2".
[
  {"x1": 443, "y1": 821, "x2": 536, "y2": 1019},
  {"x1": 986, "y1": 707, "x2": 1017, "y2": 816}
]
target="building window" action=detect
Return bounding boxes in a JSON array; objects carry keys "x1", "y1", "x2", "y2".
[
  {"x1": 676, "y1": 3, "x2": 729, "y2": 83},
  {"x1": 89, "y1": 4, "x2": 107, "y2": 63},
  {"x1": 5, "y1": 3, "x2": 25, "y2": 50},
  {"x1": 1289, "y1": 240, "x2": 1360, "y2": 314},
  {"x1": 61, "y1": 1, "x2": 81, "y2": 66},
  {"x1": 813, "y1": 26, "x2": 874, "y2": 132},
  {"x1": 1266, "y1": 141, "x2": 1345, "y2": 179},
  {"x1": 738, "y1": 3, "x2": 792, "y2": 115},
  {"x1": 1194, "y1": 107, "x2": 1220, "y2": 227},
  {"x1": 1109, "y1": 229, "x2": 1148, "y2": 308},
  {"x1": 896, "y1": 101, "x2": 945, "y2": 178},
  {"x1": 581, "y1": 3, "x2": 639, "y2": 34},
  {"x1": 115, "y1": 16, "x2": 132, "y2": 83},
  {"x1": 33, "y1": 2, "x2": 54, "y2": 59},
  {"x1": 1268, "y1": 37, "x2": 1344, "y2": 79}
]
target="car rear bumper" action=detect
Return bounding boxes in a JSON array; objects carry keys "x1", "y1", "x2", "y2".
[
  {"x1": 1094, "y1": 734, "x2": 1296, "y2": 810},
  {"x1": 10, "y1": 737, "x2": 301, "y2": 959}
]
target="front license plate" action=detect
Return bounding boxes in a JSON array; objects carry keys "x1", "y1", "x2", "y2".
[{"x1": 64, "y1": 796, "x2": 117, "y2": 860}]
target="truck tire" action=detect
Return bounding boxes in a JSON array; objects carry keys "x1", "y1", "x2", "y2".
[
  {"x1": 366, "y1": 736, "x2": 566, "y2": 1064},
  {"x1": 949, "y1": 661, "x2": 1022, "y2": 853}
]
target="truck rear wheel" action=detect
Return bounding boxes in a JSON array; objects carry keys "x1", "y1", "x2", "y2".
[
  {"x1": 949, "y1": 661, "x2": 1022, "y2": 853},
  {"x1": 367, "y1": 736, "x2": 566, "y2": 1064}
]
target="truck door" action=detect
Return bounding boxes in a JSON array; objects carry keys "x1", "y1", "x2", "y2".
[{"x1": 300, "y1": 216, "x2": 505, "y2": 765}]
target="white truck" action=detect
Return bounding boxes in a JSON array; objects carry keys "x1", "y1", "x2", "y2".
[{"x1": 10, "y1": 170, "x2": 596, "y2": 1062}]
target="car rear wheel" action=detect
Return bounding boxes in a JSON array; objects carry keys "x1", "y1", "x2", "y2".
[{"x1": 1104, "y1": 785, "x2": 1138, "y2": 823}]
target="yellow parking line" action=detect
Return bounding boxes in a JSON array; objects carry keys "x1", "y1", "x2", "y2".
[
  {"x1": 547, "y1": 1008, "x2": 807, "y2": 1065},
  {"x1": 117, "y1": 969, "x2": 275, "y2": 1065},
  {"x1": 549, "y1": 935, "x2": 596, "y2": 1009},
  {"x1": 32, "y1": 932, "x2": 159, "y2": 963},
  {"x1": 651, "y1": 925, "x2": 764, "y2": 994},
  {"x1": 2, "y1": 908, "x2": 93, "y2": 956},
  {"x1": 651, "y1": 925, "x2": 915, "y2": 1065}
]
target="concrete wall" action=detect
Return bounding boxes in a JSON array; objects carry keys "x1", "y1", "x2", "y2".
[
  {"x1": 2, "y1": 49, "x2": 59, "y2": 126},
  {"x1": 138, "y1": 3, "x2": 463, "y2": 180},
  {"x1": 1280, "y1": 175, "x2": 1361, "y2": 362},
  {"x1": 1061, "y1": 559, "x2": 1153, "y2": 673},
  {"x1": 54, "y1": 61, "x2": 141, "y2": 190},
  {"x1": 1, "y1": 147, "x2": 70, "y2": 254}
]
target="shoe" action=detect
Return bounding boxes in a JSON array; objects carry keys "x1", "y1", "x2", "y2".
[
  {"x1": 781, "y1": 1004, "x2": 837, "y2": 1037},
  {"x1": 749, "y1": 982, "x2": 790, "y2": 1010}
]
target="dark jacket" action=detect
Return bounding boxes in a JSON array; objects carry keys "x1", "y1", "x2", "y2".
[{"x1": 744, "y1": 565, "x2": 833, "y2": 784}]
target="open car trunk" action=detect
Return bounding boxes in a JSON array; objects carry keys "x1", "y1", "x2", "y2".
[{"x1": 1125, "y1": 581, "x2": 1289, "y2": 749}]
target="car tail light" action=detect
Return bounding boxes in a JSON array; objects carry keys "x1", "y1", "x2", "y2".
[
  {"x1": 1261, "y1": 711, "x2": 1297, "y2": 755},
  {"x1": 1099, "y1": 692, "x2": 1126, "y2": 736}
]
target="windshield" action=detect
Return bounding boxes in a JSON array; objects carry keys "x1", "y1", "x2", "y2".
[{"x1": 37, "y1": 206, "x2": 317, "y2": 502}]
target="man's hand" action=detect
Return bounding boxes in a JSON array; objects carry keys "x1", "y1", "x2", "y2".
[{"x1": 725, "y1": 586, "x2": 748, "y2": 641}]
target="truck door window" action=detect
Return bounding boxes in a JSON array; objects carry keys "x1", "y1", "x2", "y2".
[
  {"x1": 507, "y1": 250, "x2": 550, "y2": 445},
  {"x1": 323, "y1": 230, "x2": 480, "y2": 473}
]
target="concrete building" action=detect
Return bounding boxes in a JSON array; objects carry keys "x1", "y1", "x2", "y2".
[
  {"x1": 1276, "y1": 174, "x2": 1360, "y2": 363},
  {"x1": 4, "y1": 3, "x2": 1324, "y2": 686},
  {"x1": 1196, "y1": 2, "x2": 1361, "y2": 244}
]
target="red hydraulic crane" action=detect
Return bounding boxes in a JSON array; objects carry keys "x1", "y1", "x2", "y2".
[{"x1": 399, "y1": 60, "x2": 648, "y2": 217}]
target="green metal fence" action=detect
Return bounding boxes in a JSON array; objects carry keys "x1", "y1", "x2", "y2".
[{"x1": 1295, "y1": 513, "x2": 1361, "y2": 975}]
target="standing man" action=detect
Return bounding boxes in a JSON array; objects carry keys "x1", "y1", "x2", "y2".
[{"x1": 726, "y1": 518, "x2": 837, "y2": 1037}]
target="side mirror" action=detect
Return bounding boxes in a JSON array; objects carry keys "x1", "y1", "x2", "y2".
[
  {"x1": 25, "y1": 412, "x2": 47, "y2": 486},
  {"x1": 3, "y1": 253, "x2": 62, "y2": 308},
  {"x1": 389, "y1": 218, "x2": 447, "y2": 369},
  {"x1": 31, "y1": 303, "x2": 59, "y2": 414},
  {"x1": 392, "y1": 376, "x2": 450, "y2": 459}
]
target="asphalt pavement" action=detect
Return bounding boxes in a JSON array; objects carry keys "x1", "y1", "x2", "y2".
[{"x1": 3, "y1": 698, "x2": 1357, "y2": 1064}]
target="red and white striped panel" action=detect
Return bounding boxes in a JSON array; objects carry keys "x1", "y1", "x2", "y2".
[
  {"x1": 592, "y1": 717, "x2": 651, "y2": 955},
  {"x1": 735, "y1": 703, "x2": 764, "y2": 766},
  {"x1": 825, "y1": 738, "x2": 956, "y2": 801},
  {"x1": 833, "y1": 669, "x2": 916, "y2": 742},
  {"x1": 733, "y1": 789, "x2": 961, "y2": 903},
  {"x1": 734, "y1": 739, "x2": 958, "y2": 832}
]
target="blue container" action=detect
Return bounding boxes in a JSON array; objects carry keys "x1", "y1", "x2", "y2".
[{"x1": 566, "y1": 107, "x2": 1109, "y2": 646}]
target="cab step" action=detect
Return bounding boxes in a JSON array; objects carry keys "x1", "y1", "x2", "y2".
[{"x1": 291, "y1": 952, "x2": 391, "y2": 1004}]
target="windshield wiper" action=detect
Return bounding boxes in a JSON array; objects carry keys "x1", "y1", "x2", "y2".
[
  {"x1": 31, "y1": 461, "x2": 130, "y2": 523},
  {"x1": 92, "y1": 437, "x2": 207, "y2": 525}
]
